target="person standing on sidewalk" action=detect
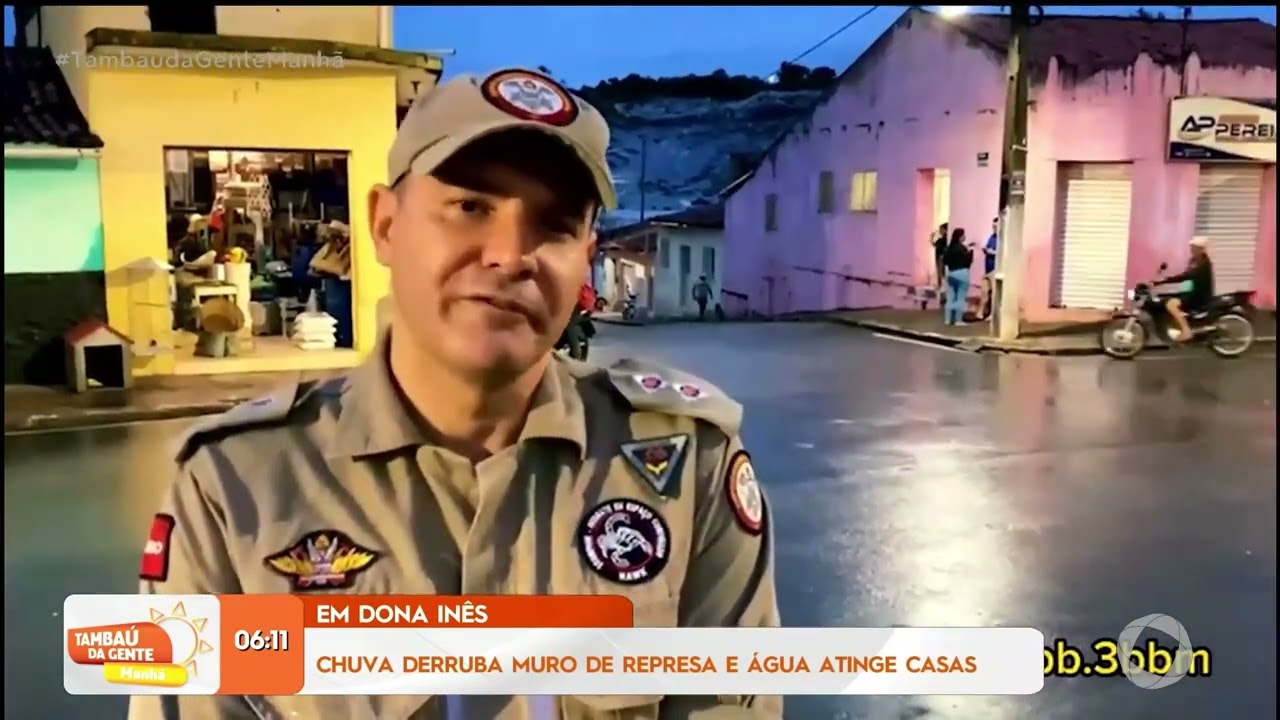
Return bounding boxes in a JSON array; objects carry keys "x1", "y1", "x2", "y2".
[
  {"x1": 692, "y1": 275, "x2": 713, "y2": 319},
  {"x1": 129, "y1": 68, "x2": 781, "y2": 720},
  {"x1": 930, "y1": 223, "x2": 949, "y2": 315},
  {"x1": 980, "y1": 217, "x2": 999, "y2": 319},
  {"x1": 943, "y1": 227, "x2": 974, "y2": 326}
]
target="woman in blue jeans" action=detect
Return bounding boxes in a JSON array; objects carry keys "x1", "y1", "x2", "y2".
[{"x1": 942, "y1": 228, "x2": 974, "y2": 325}]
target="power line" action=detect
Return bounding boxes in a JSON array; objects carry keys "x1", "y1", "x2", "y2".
[{"x1": 789, "y1": 6, "x2": 882, "y2": 65}]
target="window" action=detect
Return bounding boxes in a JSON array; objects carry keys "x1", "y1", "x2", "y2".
[
  {"x1": 702, "y1": 246, "x2": 716, "y2": 279},
  {"x1": 850, "y1": 171, "x2": 878, "y2": 213},
  {"x1": 817, "y1": 171, "x2": 835, "y2": 214},
  {"x1": 659, "y1": 237, "x2": 670, "y2": 268},
  {"x1": 148, "y1": 6, "x2": 217, "y2": 34},
  {"x1": 764, "y1": 193, "x2": 778, "y2": 232}
]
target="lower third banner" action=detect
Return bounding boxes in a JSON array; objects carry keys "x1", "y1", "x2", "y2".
[{"x1": 64, "y1": 595, "x2": 1045, "y2": 696}]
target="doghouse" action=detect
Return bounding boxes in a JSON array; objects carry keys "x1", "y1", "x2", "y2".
[{"x1": 64, "y1": 319, "x2": 134, "y2": 393}]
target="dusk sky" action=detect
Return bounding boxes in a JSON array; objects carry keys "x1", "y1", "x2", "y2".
[{"x1": 4, "y1": 5, "x2": 1276, "y2": 86}]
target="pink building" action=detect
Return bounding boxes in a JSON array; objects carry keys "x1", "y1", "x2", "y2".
[{"x1": 723, "y1": 10, "x2": 1276, "y2": 321}]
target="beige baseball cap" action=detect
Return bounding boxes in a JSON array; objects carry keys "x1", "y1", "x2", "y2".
[
  {"x1": 1190, "y1": 235, "x2": 1209, "y2": 247},
  {"x1": 388, "y1": 68, "x2": 617, "y2": 210}
]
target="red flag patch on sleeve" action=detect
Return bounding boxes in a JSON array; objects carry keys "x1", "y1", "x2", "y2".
[{"x1": 139, "y1": 513, "x2": 176, "y2": 582}]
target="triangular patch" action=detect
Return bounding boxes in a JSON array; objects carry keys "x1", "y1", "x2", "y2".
[{"x1": 620, "y1": 435, "x2": 689, "y2": 498}]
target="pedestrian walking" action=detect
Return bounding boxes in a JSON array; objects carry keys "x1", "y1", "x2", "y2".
[
  {"x1": 943, "y1": 227, "x2": 974, "y2": 326},
  {"x1": 692, "y1": 275, "x2": 713, "y2": 319},
  {"x1": 129, "y1": 68, "x2": 781, "y2": 720}
]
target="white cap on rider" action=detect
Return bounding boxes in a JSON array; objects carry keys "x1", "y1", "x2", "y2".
[{"x1": 1190, "y1": 236, "x2": 1209, "y2": 247}]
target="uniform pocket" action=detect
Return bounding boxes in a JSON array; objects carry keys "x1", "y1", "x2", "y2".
[{"x1": 561, "y1": 593, "x2": 678, "y2": 719}]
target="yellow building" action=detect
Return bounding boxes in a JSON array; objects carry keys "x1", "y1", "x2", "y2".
[{"x1": 13, "y1": 6, "x2": 444, "y2": 376}]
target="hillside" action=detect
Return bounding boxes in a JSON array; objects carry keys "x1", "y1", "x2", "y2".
[{"x1": 570, "y1": 66, "x2": 834, "y2": 226}]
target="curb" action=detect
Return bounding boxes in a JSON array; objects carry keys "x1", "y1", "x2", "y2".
[
  {"x1": 4, "y1": 401, "x2": 240, "y2": 434},
  {"x1": 593, "y1": 316, "x2": 647, "y2": 327},
  {"x1": 824, "y1": 318, "x2": 1276, "y2": 356}
]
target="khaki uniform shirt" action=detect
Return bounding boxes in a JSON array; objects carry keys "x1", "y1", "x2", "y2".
[{"x1": 129, "y1": 334, "x2": 781, "y2": 720}]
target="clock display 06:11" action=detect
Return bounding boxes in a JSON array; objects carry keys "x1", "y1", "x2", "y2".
[{"x1": 233, "y1": 629, "x2": 289, "y2": 652}]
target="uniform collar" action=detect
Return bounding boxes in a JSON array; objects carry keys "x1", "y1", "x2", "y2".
[
  {"x1": 330, "y1": 331, "x2": 587, "y2": 460},
  {"x1": 520, "y1": 356, "x2": 588, "y2": 461}
]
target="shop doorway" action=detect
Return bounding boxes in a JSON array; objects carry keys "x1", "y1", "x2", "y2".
[
  {"x1": 1194, "y1": 165, "x2": 1264, "y2": 294},
  {"x1": 162, "y1": 147, "x2": 357, "y2": 374}
]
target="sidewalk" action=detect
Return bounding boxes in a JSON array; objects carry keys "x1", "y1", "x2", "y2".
[
  {"x1": 4, "y1": 370, "x2": 333, "y2": 433},
  {"x1": 824, "y1": 308, "x2": 1278, "y2": 355}
]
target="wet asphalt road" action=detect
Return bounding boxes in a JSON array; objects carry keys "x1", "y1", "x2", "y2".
[{"x1": 5, "y1": 322, "x2": 1277, "y2": 720}]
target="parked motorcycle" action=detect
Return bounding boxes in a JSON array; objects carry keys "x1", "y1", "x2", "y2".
[
  {"x1": 1099, "y1": 263, "x2": 1256, "y2": 359},
  {"x1": 621, "y1": 293, "x2": 639, "y2": 322}
]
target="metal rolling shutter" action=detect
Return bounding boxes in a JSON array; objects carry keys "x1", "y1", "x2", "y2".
[
  {"x1": 1194, "y1": 166, "x2": 1263, "y2": 294},
  {"x1": 1054, "y1": 164, "x2": 1133, "y2": 309}
]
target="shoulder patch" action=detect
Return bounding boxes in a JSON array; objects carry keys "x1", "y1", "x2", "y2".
[
  {"x1": 172, "y1": 379, "x2": 306, "y2": 462},
  {"x1": 138, "y1": 513, "x2": 176, "y2": 582},
  {"x1": 725, "y1": 451, "x2": 765, "y2": 536},
  {"x1": 605, "y1": 359, "x2": 743, "y2": 436}
]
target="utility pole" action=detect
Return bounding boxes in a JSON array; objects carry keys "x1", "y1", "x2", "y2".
[
  {"x1": 1178, "y1": 6, "x2": 1192, "y2": 96},
  {"x1": 638, "y1": 135, "x2": 649, "y2": 223},
  {"x1": 993, "y1": 5, "x2": 1032, "y2": 341}
]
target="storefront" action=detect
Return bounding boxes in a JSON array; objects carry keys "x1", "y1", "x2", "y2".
[
  {"x1": 1169, "y1": 96, "x2": 1276, "y2": 301},
  {"x1": 78, "y1": 31, "x2": 443, "y2": 376},
  {"x1": 162, "y1": 147, "x2": 356, "y2": 373}
]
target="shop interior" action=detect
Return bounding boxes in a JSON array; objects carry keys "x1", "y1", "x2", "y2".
[{"x1": 162, "y1": 147, "x2": 357, "y2": 371}]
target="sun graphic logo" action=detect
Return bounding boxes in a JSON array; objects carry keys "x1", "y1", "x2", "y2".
[
  {"x1": 65, "y1": 595, "x2": 222, "y2": 695},
  {"x1": 149, "y1": 602, "x2": 216, "y2": 677}
]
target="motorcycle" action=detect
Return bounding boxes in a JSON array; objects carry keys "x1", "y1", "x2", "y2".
[
  {"x1": 621, "y1": 293, "x2": 639, "y2": 322},
  {"x1": 1099, "y1": 263, "x2": 1257, "y2": 359},
  {"x1": 555, "y1": 311, "x2": 596, "y2": 361}
]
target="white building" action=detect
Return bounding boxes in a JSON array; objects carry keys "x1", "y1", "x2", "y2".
[{"x1": 597, "y1": 205, "x2": 725, "y2": 319}]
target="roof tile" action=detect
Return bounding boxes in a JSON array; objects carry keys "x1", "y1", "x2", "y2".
[{"x1": 3, "y1": 46, "x2": 103, "y2": 148}]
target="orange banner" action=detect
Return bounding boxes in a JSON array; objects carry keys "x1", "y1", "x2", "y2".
[
  {"x1": 299, "y1": 595, "x2": 634, "y2": 628},
  {"x1": 218, "y1": 595, "x2": 306, "y2": 695}
]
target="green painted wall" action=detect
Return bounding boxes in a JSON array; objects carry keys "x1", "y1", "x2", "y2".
[{"x1": 3, "y1": 154, "x2": 105, "y2": 274}]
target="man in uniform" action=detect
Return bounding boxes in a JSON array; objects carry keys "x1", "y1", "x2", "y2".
[{"x1": 130, "y1": 68, "x2": 781, "y2": 720}]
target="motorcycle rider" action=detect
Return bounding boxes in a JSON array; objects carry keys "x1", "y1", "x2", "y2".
[
  {"x1": 557, "y1": 282, "x2": 596, "y2": 360},
  {"x1": 1161, "y1": 236, "x2": 1214, "y2": 343}
]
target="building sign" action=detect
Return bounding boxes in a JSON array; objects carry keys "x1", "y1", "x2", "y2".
[{"x1": 1168, "y1": 97, "x2": 1276, "y2": 163}]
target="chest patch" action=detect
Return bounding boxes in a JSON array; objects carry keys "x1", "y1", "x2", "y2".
[
  {"x1": 264, "y1": 530, "x2": 380, "y2": 591},
  {"x1": 577, "y1": 499, "x2": 670, "y2": 586},
  {"x1": 619, "y1": 434, "x2": 689, "y2": 498}
]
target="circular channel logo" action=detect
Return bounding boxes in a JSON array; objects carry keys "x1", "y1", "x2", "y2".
[{"x1": 1117, "y1": 613, "x2": 1193, "y2": 690}]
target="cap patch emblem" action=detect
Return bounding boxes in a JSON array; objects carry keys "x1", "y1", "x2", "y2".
[
  {"x1": 481, "y1": 69, "x2": 579, "y2": 127},
  {"x1": 620, "y1": 434, "x2": 689, "y2": 498}
]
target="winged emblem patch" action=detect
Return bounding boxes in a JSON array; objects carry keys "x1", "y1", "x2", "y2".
[{"x1": 264, "y1": 530, "x2": 379, "y2": 590}]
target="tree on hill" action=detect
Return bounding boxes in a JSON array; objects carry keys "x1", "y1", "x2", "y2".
[{"x1": 579, "y1": 64, "x2": 838, "y2": 104}]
